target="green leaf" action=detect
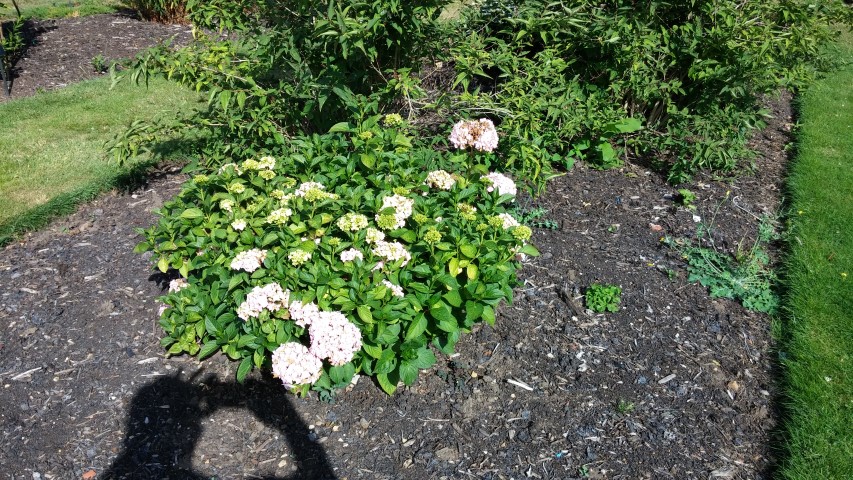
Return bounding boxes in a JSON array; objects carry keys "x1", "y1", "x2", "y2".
[
  {"x1": 362, "y1": 343, "x2": 382, "y2": 359},
  {"x1": 411, "y1": 347, "x2": 437, "y2": 369},
  {"x1": 482, "y1": 305, "x2": 496, "y2": 326},
  {"x1": 328, "y1": 122, "x2": 351, "y2": 133},
  {"x1": 376, "y1": 372, "x2": 398, "y2": 395},
  {"x1": 466, "y1": 263, "x2": 479, "y2": 280},
  {"x1": 329, "y1": 363, "x2": 355, "y2": 386},
  {"x1": 236, "y1": 356, "x2": 252, "y2": 383},
  {"x1": 180, "y1": 208, "x2": 204, "y2": 219},
  {"x1": 357, "y1": 305, "x2": 373, "y2": 323},
  {"x1": 519, "y1": 244, "x2": 540, "y2": 257},
  {"x1": 448, "y1": 257, "x2": 462, "y2": 276},
  {"x1": 198, "y1": 340, "x2": 220, "y2": 360},
  {"x1": 399, "y1": 361, "x2": 418, "y2": 386},
  {"x1": 404, "y1": 314, "x2": 427, "y2": 342},
  {"x1": 459, "y1": 244, "x2": 477, "y2": 258},
  {"x1": 465, "y1": 301, "x2": 485, "y2": 325},
  {"x1": 157, "y1": 256, "x2": 169, "y2": 273},
  {"x1": 443, "y1": 289, "x2": 462, "y2": 308}
]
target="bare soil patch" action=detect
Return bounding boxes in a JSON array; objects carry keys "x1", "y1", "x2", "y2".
[{"x1": 0, "y1": 14, "x2": 791, "y2": 480}]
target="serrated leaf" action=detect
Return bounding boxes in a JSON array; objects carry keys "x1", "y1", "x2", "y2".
[
  {"x1": 329, "y1": 363, "x2": 355, "y2": 386},
  {"x1": 157, "y1": 256, "x2": 169, "y2": 273},
  {"x1": 411, "y1": 347, "x2": 436, "y2": 369},
  {"x1": 459, "y1": 244, "x2": 477, "y2": 258},
  {"x1": 466, "y1": 263, "x2": 479, "y2": 280},
  {"x1": 362, "y1": 343, "x2": 382, "y2": 358},
  {"x1": 519, "y1": 244, "x2": 540, "y2": 257}
]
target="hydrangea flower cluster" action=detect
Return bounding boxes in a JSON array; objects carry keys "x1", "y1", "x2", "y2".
[
  {"x1": 169, "y1": 278, "x2": 189, "y2": 293},
  {"x1": 231, "y1": 219, "x2": 247, "y2": 231},
  {"x1": 308, "y1": 311, "x2": 363, "y2": 366},
  {"x1": 496, "y1": 212, "x2": 521, "y2": 229},
  {"x1": 288, "y1": 249, "x2": 312, "y2": 266},
  {"x1": 480, "y1": 172, "x2": 517, "y2": 197},
  {"x1": 449, "y1": 118, "x2": 499, "y2": 152},
  {"x1": 337, "y1": 213, "x2": 369, "y2": 232},
  {"x1": 372, "y1": 240, "x2": 411, "y2": 266},
  {"x1": 220, "y1": 199, "x2": 235, "y2": 213},
  {"x1": 425, "y1": 170, "x2": 456, "y2": 190},
  {"x1": 231, "y1": 249, "x2": 268, "y2": 272},
  {"x1": 294, "y1": 182, "x2": 338, "y2": 202},
  {"x1": 340, "y1": 248, "x2": 364, "y2": 262},
  {"x1": 237, "y1": 283, "x2": 290, "y2": 321},
  {"x1": 377, "y1": 194, "x2": 414, "y2": 230},
  {"x1": 271, "y1": 343, "x2": 323, "y2": 389},
  {"x1": 382, "y1": 280, "x2": 405, "y2": 298},
  {"x1": 365, "y1": 227, "x2": 385, "y2": 244},
  {"x1": 266, "y1": 208, "x2": 293, "y2": 225}
]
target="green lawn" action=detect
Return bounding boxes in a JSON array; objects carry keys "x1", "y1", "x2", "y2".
[
  {"x1": 777, "y1": 30, "x2": 853, "y2": 479},
  {"x1": 1, "y1": 0, "x2": 120, "y2": 20},
  {"x1": 0, "y1": 76, "x2": 202, "y2": 244}
]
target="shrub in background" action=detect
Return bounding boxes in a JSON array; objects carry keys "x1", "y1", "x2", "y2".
[
  {"x1": 136, "y1": 115, "x2": 538, "y2": 396},
  {"x1": 122, "y1": 0, "x2": 188, "y2": 23},
  {"x1": 445, "y1": 0, "x2": 852, "y2": 183},
  {"x1": 112, "y1": 0, "x2": 450, "y2": 166}
]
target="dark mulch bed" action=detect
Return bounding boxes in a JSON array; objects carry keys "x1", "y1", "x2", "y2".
[
  {"x1": 0, "y1": 13, "x2": 792, "y2": 480},
  {"x1": 1, "y1": 12, "x2": 192, "y2": 100}
]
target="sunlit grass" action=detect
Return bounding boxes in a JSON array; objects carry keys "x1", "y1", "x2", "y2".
[
  {"x1": 0, "y1": 75, "x2": 202, "y2": 243},
  {"x1": 777, "y1": 28, "x2": 853, "y2": 480},
  {"x1": 1, "y1": 0, "x2": 120, "y2": 20}
]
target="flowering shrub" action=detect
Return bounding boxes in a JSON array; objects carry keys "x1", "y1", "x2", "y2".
[{"x1": 137, "y1": 115, "x2": 538, "y2": 396}]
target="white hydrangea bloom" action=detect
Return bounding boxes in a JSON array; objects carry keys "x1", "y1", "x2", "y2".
[
  {"x1": 382, "y1": 280, "x2": 404, "y2": 298},
  {"x1": 497, "y1": 212, "x2": 520, "y2": 229},
  {"x1": 271, "y1": 343, "x2": 323, "y2": 388},
  {"x1": 230, "y1": 249, "x2": 268, "y2": 272},
  {"x1": 365, "y1": 228, "x2": 385, "y2": 244},
  {"x1": 309, "y1": 311, "x2": 363, "y2": 366},
  {"x1": 236, "y1": 283, "x2": 290, "y2": 320},
  {"x1": 231, "y1": 219, "x2": 247, "y2": 231},
  {"x1": 371, "y1": 241, "x2": 411, "y2": 266},
  {"x1": 168, "y1": 278, "x2": 189, "y2": 292},
  {"x1": 337, "y1": 213, "x2": 369, "y2": 232},
  {"x1": 425, "y1": 170, "x2": 456, "y2": 190},
  {"x1": 480, "y1": 172, "x2": 517, "y2": 197},
  {"x1": 339, "y1": 248, "x2": 364, "y2": 263}
]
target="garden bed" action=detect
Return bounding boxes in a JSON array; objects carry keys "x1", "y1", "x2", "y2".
[{"x1": 0, "y1": 12, "x2": 791, "y2": 480}]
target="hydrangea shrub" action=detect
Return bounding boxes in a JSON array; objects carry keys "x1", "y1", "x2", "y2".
[{"x1": 136, "y1": 116, "x2": 538, "y2": 396}]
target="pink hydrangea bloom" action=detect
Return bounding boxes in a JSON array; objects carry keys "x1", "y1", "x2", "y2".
[
  {"x1": 288, "y1": 300, "x2": 323, "y2": 328},
  {"x1": 271, "y1": 342, "x2": 323, "y2": 388}
]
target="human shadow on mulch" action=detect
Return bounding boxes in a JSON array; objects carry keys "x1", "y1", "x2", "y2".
[{"x1": 102, "y1": 370, "x2": 336, "y2": 479}]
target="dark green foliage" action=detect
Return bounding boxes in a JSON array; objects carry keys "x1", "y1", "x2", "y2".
[
  {"x1": 122, "y1": 0, "x2": 188, "y2": 23},
  {"x1": 112, "y1": 0, "x2": 450, "y2": 166},
  {"x1": 446, "y1": 0, "x2": 852, "y2": 184}
]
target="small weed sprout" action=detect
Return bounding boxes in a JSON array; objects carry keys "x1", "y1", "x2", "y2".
[
  {"x1": 91, "y1": 55, "x2": 108, "y2": 74},
  {"x1": 510, "y1": 205, "x2": 559, "y2": 230},
  {"x1": 616, "y1": 399, "x2": 635, "y2": 414},
  {"x1": 677, "y1": 189, "x2": 697, "y2": 209},
  {"x1": 585, "y1": 283, "x2": 622, "y2": 313}
]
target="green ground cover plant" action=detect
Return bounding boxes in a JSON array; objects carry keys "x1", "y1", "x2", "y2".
[
  {"x1": 138, "y1": 114, "x2": 537, "y2": 396},
  {"x1": 584, "y1": 283, "x2": 621, "y2": 313},
  {"x1": 0, "y1": 76, "x2": 203, "y2": 244},
  {"x1": 777, "y1": 28, "x2": 853, "y2": 480},
  {"x1": 443, "y1": 0, "x2": 852, "y2": 186}
]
